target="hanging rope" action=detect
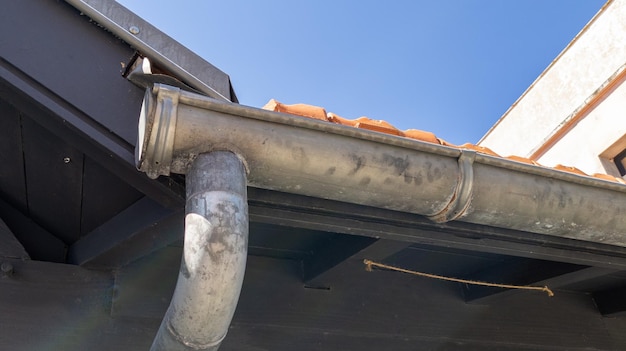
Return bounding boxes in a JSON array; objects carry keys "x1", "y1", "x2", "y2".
[{"x1": 363, "y1": 259, "x2": 554, "y2": 297}]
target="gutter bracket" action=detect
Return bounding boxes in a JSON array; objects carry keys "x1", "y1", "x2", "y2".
[
  {"x1": 428, "y1": 150, "x2": 476, "y2": 223},
  {"x1": 126, "y1": 57, "x2": 203, "y2": 95}
]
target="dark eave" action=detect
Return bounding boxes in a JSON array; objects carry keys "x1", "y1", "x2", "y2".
[{"x1": 65, "y1": 0, "x2": 237, "y2": 103}]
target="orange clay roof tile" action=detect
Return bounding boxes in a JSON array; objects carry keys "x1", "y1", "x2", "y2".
[
  {"x1": 458, "y1": 143, "x2": 500, "y2": 157},
  {"x1": 327, "y1": 112, "x2": 357, "y2": 126},
  {"x1": 263, "y1": 99, "x2": 328, "y2": 122},
  {"x1": 262, "y1": 99, "x2": 626, "y2": 184},
  {"x1": 554, "y1": 164, "x2": 588, "y2": 176},
  {"x1": 354, "y1": 117, "x2": 403, "y2": 136},
  {"x1": 404, "y1": 129, "x2": 440, "y2": 144},
  {"x1": 593, "y1": 173, "x2": 626, "y2": 183},
  {"x1": 505, "y1": 155, "x2": 541, "y2": 166}
]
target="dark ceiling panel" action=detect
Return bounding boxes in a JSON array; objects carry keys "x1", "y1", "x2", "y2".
[
  {"x1": 21, "y1": 116, "x2": 83, "y2": 244},
  {"x1": 249, "y1": 222, "x2": 334, "y2": 260},
  {"x1": 385, "y1": 244, "x2": 509, "y2": 278},
  {"x1": 80, "y1": 156, "x2": 143, "y2": 236}
]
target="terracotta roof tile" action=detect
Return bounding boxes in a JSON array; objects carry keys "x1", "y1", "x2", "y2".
[
  {"x1": 505, "y1": 155, "x2": 540, "y2": 166},
  {"x1": 593, "y1": 173, "x2": 626, "y2": 184},
  {"x1": 327, "y1": 112, "x2": 357, "y2": 127},
  {"x1": 263, "y1": 99, "x2": 328, "y2": 122},
  {"x1": 554, "y1": 164, "x2": 588, "y2": 176},
  {"x1": 354, "y1": 117, "x2": 403, "y2": 136},
  {"x1": 404, "y1": 129, "x2": 440, "y2": 144},
  {"x1": 262, "y1": 99, "x2": 626, "y2": 184},
  {"x1": 458, "y1": 143, "x2": 500, "y2": 157}
]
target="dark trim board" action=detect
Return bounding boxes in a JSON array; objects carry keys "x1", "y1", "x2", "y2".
[
  {"x1": 68, "y1": 197, "x2": 180, "y2": 269},
  {"x1": 248, "y1": 188, "x2": 626, "y2": 269},
  {"x1": 59, "y1": 185, "x2": 626, "y2": 270}
]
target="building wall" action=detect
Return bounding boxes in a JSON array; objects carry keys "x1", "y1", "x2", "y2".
[
  {"x1": 480, "y1": 0, "x2": 626, "y2": 170},
  {"x1": 537, "y1": 75, "x2": 626, "y2": 175}
]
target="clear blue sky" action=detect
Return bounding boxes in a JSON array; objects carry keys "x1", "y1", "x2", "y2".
[{"x1": 117, "y1": 0, "x2": 605, "y2": 145}]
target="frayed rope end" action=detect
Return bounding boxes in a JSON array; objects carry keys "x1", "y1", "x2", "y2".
[{"x1": 363, "y1": 259, "x2": 373, "y2": 272}]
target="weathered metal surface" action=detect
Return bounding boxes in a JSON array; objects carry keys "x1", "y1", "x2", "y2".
[
  {"x1": 427, "y1": 149, "x2": 476, "y2": 223},
  {"x1": 137, "y1": 84, "x2": 626, "y2": 247},
  {"x1": 151, "y1": 152, "x2": 248, "y2": 351}
]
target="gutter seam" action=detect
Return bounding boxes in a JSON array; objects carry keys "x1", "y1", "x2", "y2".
[{"x1": 427, "y1": 150, "x2": 476, "y2": 223}]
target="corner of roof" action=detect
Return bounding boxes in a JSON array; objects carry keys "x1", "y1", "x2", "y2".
[{"x1": 65, "y1": 0, "x2": 237, "y2": 103}]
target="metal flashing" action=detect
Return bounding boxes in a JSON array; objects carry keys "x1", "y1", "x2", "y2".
[{"x1": 64, "y1": 0, "x2": 236, "y2": 102}]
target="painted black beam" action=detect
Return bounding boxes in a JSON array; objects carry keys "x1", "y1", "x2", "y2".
[
  {"x1": 594, "y1": 285, "x2": 626, "y2": 317},
  {"x1": 68, "y1": 197, "x2": 182, "y2": 269},
  {"x1": 60, "y1": 183, "x2": 626, "y2": 271},
  {"x1": 0, "y1": 197, "x2": 65, "y2": 262},
  {"x1": 247, "y1": 188, "x2": 626, "y2": 269},
  {"x1": 464, "y1": 260, "x2": 618, "y2": 304}
]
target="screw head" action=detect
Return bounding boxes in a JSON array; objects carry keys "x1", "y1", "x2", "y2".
[
  {"x1": 63, "y1": 157, "x2": 71, "y2": 164},
  {"x1": 1, "y1": 262, "x2": 13, "y2": 276},
  {"x1": 129, "y1": 25, "x2": 140, "y2": 35}
]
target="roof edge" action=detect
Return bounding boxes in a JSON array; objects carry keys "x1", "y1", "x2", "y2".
[{"x1": 65, "y1": 0, "x2": 236, "y2": 102}]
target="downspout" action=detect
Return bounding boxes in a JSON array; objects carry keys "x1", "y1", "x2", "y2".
[{"x1": 149, "y1": 151, "x2": 248, "y2": 351}]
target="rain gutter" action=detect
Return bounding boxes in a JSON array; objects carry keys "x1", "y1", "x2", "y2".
[{"x1": 137, "y1": 84, "x2": 626, "y2": 248}]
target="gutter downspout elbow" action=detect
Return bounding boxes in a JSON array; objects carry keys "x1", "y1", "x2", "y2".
[{"x1": 151, "y1": 151, "x2": 248, "y2": 351}]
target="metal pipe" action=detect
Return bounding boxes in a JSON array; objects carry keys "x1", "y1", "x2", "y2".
[
  {"x1": 136, "y1": 83, "x2": 626, "y2": 247},
  {"x1": 150, "y1": 151, "x2": 248, "y2": 351}
]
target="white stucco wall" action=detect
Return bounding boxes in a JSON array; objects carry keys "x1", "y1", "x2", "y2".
[
  {"x1": 537, "y1": 78, "x2": 626, "y2": 175},
  {"x1": 479, "y1": 0, "x2": 626, "y2": 158}
]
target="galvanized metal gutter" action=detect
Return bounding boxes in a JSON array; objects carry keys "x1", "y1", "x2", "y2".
[
  {"x1": 137, "y1": 83, "x2": 626, "y2": 248},
  {"x1": 150, "y1": 151, "x2": 248, "y2": 351}
]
